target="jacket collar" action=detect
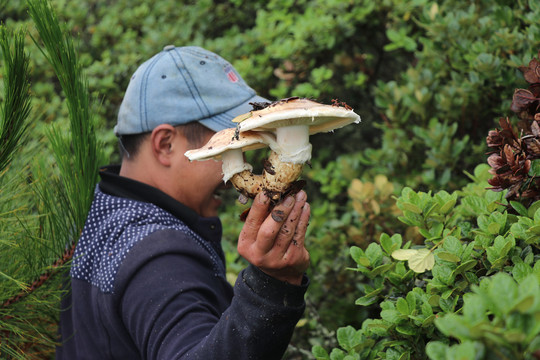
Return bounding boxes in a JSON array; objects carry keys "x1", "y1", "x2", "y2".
[{"x1": 97, "y1": 165, "x2": 220, "y2": 235}]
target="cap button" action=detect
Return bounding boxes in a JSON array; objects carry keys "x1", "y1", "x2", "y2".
[{"x1": 163, "y1": 45, "x2": 175, "y2": 51}]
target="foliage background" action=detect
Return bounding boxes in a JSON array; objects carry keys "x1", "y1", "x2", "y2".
[{"x1": 1, "y1": 0, "x2": 540, "y2": 358}]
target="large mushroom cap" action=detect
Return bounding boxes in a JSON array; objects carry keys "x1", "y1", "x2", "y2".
[
  {"x1": 185, "y1": 127, "x2": 275, "y2": 161},
  {"x1": 234, "y1": 98, "x2": 361, "y2": 134}
]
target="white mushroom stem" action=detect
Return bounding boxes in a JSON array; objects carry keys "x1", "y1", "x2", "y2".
[
  {"x1": 263, "y1": 125, "x2": 313, "y2": 199},
  {"x1": 221, "y1": 149, "x2": 252, "y2": 183},
  {"x1": 221, "y1": 149, "x2": 264, "y2": 199},
  {"x1": 275, "y1": 125, "x2": 312, "y2": 164}
]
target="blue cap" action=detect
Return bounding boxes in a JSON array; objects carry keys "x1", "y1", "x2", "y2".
[{"x1": 115, "y1": 45, "x2": 269, "y2": 135}]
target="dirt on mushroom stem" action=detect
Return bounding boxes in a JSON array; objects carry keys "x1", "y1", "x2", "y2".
[
  {"x1": 229, "y1": 149, "x2": 304, "y2": 200},
  {"x1": 238, "y1": 179, "x2": 306, "y2": 222}
]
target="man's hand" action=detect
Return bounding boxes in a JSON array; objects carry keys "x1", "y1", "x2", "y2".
[{"x1": 238, "y1": 191, "x2": 310, "y2": 285}]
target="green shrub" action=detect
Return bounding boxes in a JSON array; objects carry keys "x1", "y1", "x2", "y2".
[
  {"x1": 3, "y1": 0, "x2": 540, "y2": 358},
  {"x1": 313, "y1": 164, "x2": 540, "y2": 359}
]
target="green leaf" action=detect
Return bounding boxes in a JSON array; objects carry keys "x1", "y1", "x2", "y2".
[
  {"x1": 406, "y1": 291, "x2": 417, "y2": 314},
  {"x1": 441, "y1": 289, "x2": 454, "y2": 299},
  {"x1": 489, "y1": 273, "x2": 518, "y2": 316},
  {"x1": 396, "y1": 297, "x2": 409, "y2": 315},
  {"x1": 433, "y1": 264, "x2": 454, "y2": 285},
  {"x1": 365, "y1": 243, "x2": 383, "y2": 267},
  {"x1": 419, "y1": 228, "x2": 432, "y2": 239},
  {"x1": 453, "y1": 260, "x2": 477, "y2": 277},
  {"x1": 510, "y1": 201, "x2": 529, "y2": 217},
  {"x1": 355, "y1": 296, "x2": 378, "y2": 306},
  {"x1": 312, "y1": 346, "x2": 330, "y2": 360},
  {"x1": 422, "y1": 314, "x2": 436, "y2": 327},
  {"x1": 350, "y1": 246, "x2": 370, "y2": 267},
  {"x1": 439, "y1": 296, "x2": 458, "y2": 313},
  {"x1": 443, "y1": 235, "x2": 461, "y2": 252},
  {"x1": 402, "y1": 210, "x2": 424, "y2": 226},
  {"x1": 329, "y1": 348, "x2": 346, "y2": 360},
  {"x1": 381, "y1": 309, "x2": 402, "y2": 323},
  {"x1": 428, "y1": 295, "x2": 440, "y2": 307},
  {"x1": 426, "y1": 341, "x2": 447, "y2": 360},
  {"x1": 461, "y1": 242, "x2": 475, "y2": 261},
  {"x1": 535, "y1": 207, "x2": 540, "y2": 222},
  {"x1": 487, "y1": 222, "x2": 501, "y2": 235},
  {"x1": 435, "y1": 313, "x2": 470, "y2": 339},
  {"x1": 440, "y1": 199, "x2": 456, "y2": 215},
  {"x1": 512, "y1": 295, "x2": 535, "y2": 313},
  {"x1": 512, "y1": 262, "x2": 533, "y2": 283},
  {"x1": 336, "y1": 326, "x2": 360, "y2": 352},
  {"x1": 462, "y1": 293, "x2": 486, "y2": 323},
  {"x1": 528, "y1": 201, "x2": 540, "y2": 218},
  {"x1": 380, "y1": 233, "x2": 393, "y2": 254},
  {"x1": 527, "y1": 225, "x2": 540, "y2": 235},
  {"x1": 396, "y1": 324, "x2": 417, "y2": 335},
  {"x1": 370, "y1": 263, "x2": 395, "y2": 276},
  {"x1": 529, "y1": 159, "x2": 540, "y2": 176},
  {"x1": 450, "y1": 341, "x2": 483, "y2": 360},
  {"x1": 436, "y1": 251, "x2": 461, "y2": 263},
  {"x1": 380, "y1": 233, "x2": 402, "y2": 255}
]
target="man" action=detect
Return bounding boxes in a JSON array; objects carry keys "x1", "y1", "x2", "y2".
[{"x1": 57, "y1": 46, "x2": 311, "y2": 359}]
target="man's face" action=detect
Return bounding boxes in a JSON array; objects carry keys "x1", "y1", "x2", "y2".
[{"x1": 175, "y1": 130, "x2": 227, "y2": 218}]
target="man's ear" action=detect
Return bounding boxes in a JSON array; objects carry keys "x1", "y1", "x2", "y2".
[{"x1": 150, "y1": 124, "x2": 178, "y2": 166}]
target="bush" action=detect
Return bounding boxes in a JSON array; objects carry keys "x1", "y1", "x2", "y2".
[
  {"x1": 310, "y1": 44, "x2": 540, "y2": 360},
  {"x1": 2, "y1": 0, "x2": 540, "y2": 358},
  {"x1": 313, "y1": 164, "x2": 540, "y2": 359}
]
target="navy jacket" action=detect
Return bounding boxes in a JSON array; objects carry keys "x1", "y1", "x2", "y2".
[{"x1": 57, "y1": 166, "x2": 308, "y2": 359}]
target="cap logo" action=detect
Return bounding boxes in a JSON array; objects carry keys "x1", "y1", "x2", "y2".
[{"x1": 224, "y1": 64, "x2": 239, "y2": 83}]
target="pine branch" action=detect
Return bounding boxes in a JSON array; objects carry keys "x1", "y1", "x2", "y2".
[
  {"x1": 1, "y1": 242, "x2": 76, "y2": 309},
  {"x1": 0, "y1": 26, "x2": 31, "y2": 176},
  {"x1": 27, "y1": 0, "x2": 104, "y2": 230},
  {"x1": 0, "y1": 0, "x2": 105, "y2": 357}
]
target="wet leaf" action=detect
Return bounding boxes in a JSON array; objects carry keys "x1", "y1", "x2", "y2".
[
  {"x1": 393, "y1": 249, "x2": 435, "y2": 273},
  {"x1": 392, "y1": 249, "x2": 418, "y2": 261},
  {"x1": 408, "y1": 249, "x2": 435, "y2": 273}
]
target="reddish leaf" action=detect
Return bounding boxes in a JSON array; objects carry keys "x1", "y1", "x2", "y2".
[
  {"x1": 520, "y1": 57, "x2": 540, "y2": 84},
  {"x1": 487, "y1": 153, "x2": 505, "y2": 169},
  {"x1": 486, "y1": 130, "x2": 503, "y2": 148},
  {"x1": 511, "y1": 89, "x2": 538, "y2": 115}
]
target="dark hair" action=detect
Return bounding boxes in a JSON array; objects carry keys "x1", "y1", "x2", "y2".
[
  {"x1": 119, "y1": 122, "x2": 213, "y2": 160},
  {"x1": 178, "y1": 122, "x2": 214, "y2": 149},
  {"x1": 118, "y1": 132, "x2": 150, "y2": 159}
]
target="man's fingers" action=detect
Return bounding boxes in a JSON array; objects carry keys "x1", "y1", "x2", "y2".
[
  {"x1": 239, "y1": 192, "x2": 270, "y2": 245},
  {"x1": 292, "y1": 202, "x2": 310, "y2": 248},
  {"x1": 273, "y1": 192, "x2": 307, "y2": 256},
  {"x1": 255, "y1": 195, "x2": 296, "y2": 253}
]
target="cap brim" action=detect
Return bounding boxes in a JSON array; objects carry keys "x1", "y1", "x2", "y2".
[{"x1": 198, "y1": 94, "x2": 270, "y2": 132}]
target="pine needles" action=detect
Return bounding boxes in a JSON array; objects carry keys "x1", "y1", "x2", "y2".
[
  {"x1": 0, "y1": 27, "x2": 31, "y2": 176},
  {"x1": 28, "y1": 0, "x2": 103, "y2": 229},
  {"x1": 0, "y1": 0, "x2": 105, "y2": 357}
]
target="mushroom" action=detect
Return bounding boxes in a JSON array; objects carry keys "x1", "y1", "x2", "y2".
[
  {"x1": 233, "y1": 97, "x2": 361, "y2": 200},
  {"x1": 184, "y1": 127, "x2": 276, "y2": 202}
]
